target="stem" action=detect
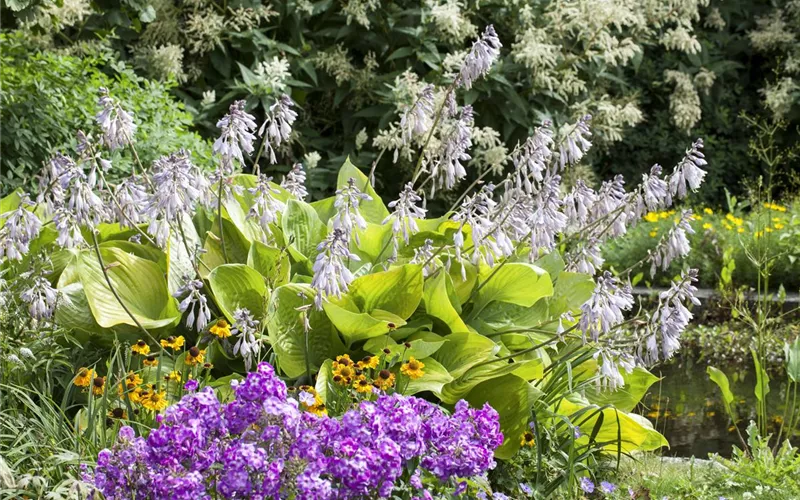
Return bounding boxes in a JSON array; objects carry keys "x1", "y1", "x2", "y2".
[{"x1": 217, "y1": 177, "x2": 229, "y2": 263}]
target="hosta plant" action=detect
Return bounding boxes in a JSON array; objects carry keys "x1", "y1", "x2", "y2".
[{"x1": 0, "y1": 24, "x2": 707, "y2": 494}]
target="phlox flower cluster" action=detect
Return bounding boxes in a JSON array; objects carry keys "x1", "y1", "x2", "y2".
[{"x1": 89, "y1": 362, "x2": 503, "y2": 499}]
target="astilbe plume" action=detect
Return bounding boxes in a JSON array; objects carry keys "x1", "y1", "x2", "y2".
[{"x1": 89, "y1": 362, "x2": 503, "y2": 499}]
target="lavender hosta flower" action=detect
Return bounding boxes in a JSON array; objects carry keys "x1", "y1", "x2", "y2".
[
  {"x1": 93, "y1": 361, "x2": 502, "y2": 499},
  {"x1": 312, "y1": 227, "x2": 359, "y2": 309},
  {"x1": 247, "y1": 175, "x2": 285, "y2": 242},
  {"x1": 144, "y1": 151, "x2": 205, "y2": 247},
  {"x1": 669, "y1": 138, "x2": 707, "y2": 199},
  {"x1": 567, "y1": 239, "x2": 604, "y2": 275},
  {"x1": 563, "y1": 180, "x2": 597, "y2": 230},
  {"x1": 20, "y1": 276, "x2": 58, "y2": 321},
  {"x1": 401, "y1": 85, "x2": 435, "y2": 143},
  {"x1": 96, "y1": 88, "x2": 137, "y2": 151},
  {"x1": 452, "y1": 184, "x2": 512, "y2": 270},
  {"x1": 595, "y1": 349, "x2": 636, "y2": 390},
  {"x1": 643, "y1": 269, "x2": 700, "y2": 364},
  {"x1": 0, "y1": 195, "x2": 42, "y2": 261},
  {"x1": 559, "y1": 115, "x2": 592, "y2": 170},
  {"x1": 53, "y1": 207, "x2": 85, "y2": 249},
  {"x1": 112, "y1": 179, "x2": 147, "y2": 229},
  {"x1": 641, "y1": 164, "x2": 671, "y2": 211},
  {"x1": 411, "y1": 239, "x2": 437, "y2": 277},
  {"x1": 232, "y1": 308, "x2": 261, "y2": 370},
  {"x1": 579, "y1": 272, "x2": 634, "y2": 341},
  {"x1": 511, "y1": 123, "x2": 554, "y2": 192},
  {"x1": 458, "y1": 25, "x2": 502, "y2": 90},
  {"x1": 430, "y1": 105, "x2": 473, "y2": 196},
  {"x1": 589, "y1": 175, "x2": 629, "y2": 240},
  {"x1": 332, "y1": 177, "x2": 372, "y2": 243},
  {"x1": 213, "y1": 100, "x2": 258, "y2": 170},
  {"x1": 527, "y1": 176, "x2": 567, "y2": 257},
  {"x1": 173, "y1": 278, "x2": 211, "y2": 332},
  {"x1": 258, "y1": 94, "x2": 297, "y2": 165},
  {"x1": 384, "y1": 183, "x2": 427, "y2": 258},
  {"x1": 648, "y1": 209, "x2": 694, "y2": 277},
  {"x1": 281, "y1": 163, "x2": 308, "y2": 200}
]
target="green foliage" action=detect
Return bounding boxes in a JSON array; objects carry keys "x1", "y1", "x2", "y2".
[{"x1": 0, "y1": 32, "x2": 211, "y2": 194}]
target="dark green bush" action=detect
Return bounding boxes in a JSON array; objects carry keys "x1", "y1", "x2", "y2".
[{"x1": 0, "y1": 32, "x2": 211, "y2": 194}]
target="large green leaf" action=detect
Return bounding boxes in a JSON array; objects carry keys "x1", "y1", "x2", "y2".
[
  {"x1": 472, "y1": 262, "x2": 553, "y2": 314},
  {"x1": 323, "y1": 298, "x2": 406, "y2": 346},
  {"x1": 281, "y1": 199, "x2": 327, "y2": 259},
  {"x1": 167, "y1": 214, "x2": 201, "y2": 295},
  {"x1": 78, "y1": 248, "x2": 181, "y2": 329},
  {"x1": 202, "y1": 217, "x2": 251, "y2": 276},
  {"x1": 707, "y1": 366, "x2": 736, "y2": 406},
  {"x1": 0, "y1": 188, "x2": 23, "y2": 216},
  {"x1": 403, "y1": 358, "x2": 453, "y2": 397},
  {"x1": 208, "y1": 264, "x2": 268, "y2": 323},
  {"x1": 587, "y1": 367, "x2": 660, "y2": 412},
  {"x1": 423, "y1": 271, "x2": 469, "y2": 333},
  {"x1": 432, "y1": 331, "x2": 498, "y2": 378},
  {"x1": 363, "y1": 334, "x2": 447, "y2": 362},
  {"x1": 347, "y1": 264, "x2": 423, "y2": 319},
  {"x1": 441, "y1": 359, "x2": 533, "y2": 404},
  {"x1": 267, "y1": 284, "x2": 345, "y2": 378},
  {"x1": 784, "y1": 338, "x2": 800, "y2": 383},
  {"x1": 247, "y1": 240, "x2": 290, "y2": 287},
  {"x1": 752, "y1": 348, "x2": 770, "y2": 403},
  {"x1": 465, "y1": 374, "x2": 542, "y2": 459}
]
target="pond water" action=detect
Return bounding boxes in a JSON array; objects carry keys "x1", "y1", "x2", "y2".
[{"x1": 637, "y1": 359, "x2": 796, "y2": 458}]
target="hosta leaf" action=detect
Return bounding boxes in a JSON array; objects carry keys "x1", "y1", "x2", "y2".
[
  {"x1": 363, "y1": 334, "x2": 447, "y2": 362},
  {"x1": 166, "y1": 214, "x2": 201, "y2": 295},
  {"x1": 208, "y1": 264, "x2": 268, "y2": 323},
  {"x1": 78, "y1": 248, "x2": 181, "y2": 329},
  {"x1": 465, "y1": 374, "x2": 541, "y2": 459},
  {"x1": 247, "y1": 240, "x2": 290, "y2": 287},
  {"x1": 432, "y1": 331, "x2": 498, "y2": 379},
  {"x1": 323, "y1": 298, "x2": 406, "y2": 346},
  {"x1": 202, "y1": 217, "x2": 251, "y2": 276},
  {"x1": 281, "y1": 199, "x2": 326, "y2": 259},
  {"x1": 587, "y1": 367, "x2": 660, "y2": 412},
  {"x1": 267, "y1": 284, "x2": 345, "y2": 378},
  {"x1": 441, "y1": 359, "x2": 532, "y2": 404},
  {"x1": 473, "y1": 262, "x2": 553, "y2": 313},
  {"x1": 347, "y1": 264, "x2": 423, "y2": 319},
  {"x1": 423, "y1": 271, "x2": 469, "y2": 333},
  {"x1": 404, "y1": 358, "x2": 453, "y2": 397}
]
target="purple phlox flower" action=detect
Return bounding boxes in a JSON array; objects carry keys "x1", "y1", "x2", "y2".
[
  {"x1": 580, "y1": 477, "x2": 595, "y2": 494},
  {"x1": 601, "y1": 481, "x2": 617, "y2": 494}
]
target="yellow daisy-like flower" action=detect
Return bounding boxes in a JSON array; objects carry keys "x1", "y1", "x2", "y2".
[
  {"x1": 702, "y1": 223, "x2": 712, "y2": 230},
  {"x1": 92, "y1": 376, "x2": 106, "y2": 396},
  {"x1": 125, "y1": 371, "x2": 143, "y2": 389},
  {"x1": 131, "y1": 340, "x2": 150, "y2": 355},
  {"x1": 166, "y1": 371, "x2": 182, "y2": 382},
  {"x1": 703, "y1": 207, "x2": 713, "y2": 215},
  {"x1": 185, "y1": 346, "x2": 206, "y2": 366},
  {"x1": 143, "y1": 355, "x2": 159, "y2": 368},
  {"x1": 737, "y1": 227, "x2": 745, "y2": 233},
  {"x1": 765, "y1": 227, "x2": 773, "y2": 233},
  {"x1": 332, "y1": 362, "x2": 356, "y2": 384},
  {"x1": 520, "y1": 431, "x2": 535, "y2": 447},
  {"x1": 401, "y1": 357, "x2": 425, "y2": 379},
  {"x1": 335, "y1": 354, "x2": 354, "y2": 367},
  {"x1": 649, "y1": 230, "x2": 658, "y2": 238},
  {"x1": 357, "y1": 356, "x2": 379, "y2": 370},
  {"x1": 354, "y1": 377, "x2": 373, "y2": 394},
  {"x1": 209, "y1": 319, "x2": 232, "y2": 339},
  {"x1": 374, "y1": 369, "x2": 395, "y2": 391},
  {"x1": 775, "y1": 223, "x2": 785, "y2": 230},
  {"x1": 643, "y1": 212, "x2": 659, "y2": 223},
  {"x1": 74, "y1": 367, "x2": 94, "y2": 387},
  {"x1": 691, "y1": 214, "x2": 702, "y2": 221},
  {"x1": 140, "y1": 387, "x2": 169, "y2": 412},
  {"x1": 160, "y1": 335, "x2": 185, "y2": 350}
]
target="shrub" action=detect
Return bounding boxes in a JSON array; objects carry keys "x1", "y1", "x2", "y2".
[{"x1": 0, "y1": 32, "x2": 211, "y2": 194}]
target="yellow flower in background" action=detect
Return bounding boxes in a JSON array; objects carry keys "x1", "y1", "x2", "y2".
[
  {"x1": 737, "y1": 227, "x2": 744, "y2": 233},
  {"x1": 702, "y1": 223, "x2": 713, "y2": 230},
  {"x1": 644, "y1": 212, "x2": 659, "y2": 223},
  {"x1": 691, "y1": 213, "x2": 702, "y2": 221},
  {"x1": 132, "y1": 340, "x2": 150, "y2": 355},
  {"x1": 649, "y1": 230, "x2": 658, "y2": 238},
  {"x1": 764, "y1": 202, "x2": 787, "y2": 212},
  {"x1": 125, "y1": 371, "x2": 143, "y2": 388},
  {"x1": 118, "y1": 383, "x2": 143, "y2": 403},
  {"x1": 401, "y1": 357, "x2": 425, "y2": 379},
  {"x1": 765, "y1": 227, "x2": 773, "y2": 233},
  {"x1": 108, "y1": 407, "x2": 127, "y2": 420},
  {"x1": 160, "y1": 336, "x2": 185, "y2": 350},
  {"x1": 140, "y1": 387, "x2": 168, "y2": 411},
  {"x1": 143, "y1": 355, "x2": 159, "y2": 367},
  {"x1": 755, "y1": 231, "x2": 764, "y2": 239},
  {"x1": 520, "y1": 431, "x2": 535, "y2": 447},
  {"x1": 704, "y1": 208, "x2": 713, "y2": 215},
  {"x1": 772, "y1": 217, "x2": 782, "y2": 222},
  {"x1": 185, "y1": 347, "x2": 206, "y2": 366},
  {"x1": 92, "y1": 376, "x2": 106, "y2": 396},
  {"x1": 74, "y1": 367, "x2": 94, "y2": 387},
  {"x1": 775, "y1": 223, "x2": 785, "y2": 229},
  {"x1": 166, "y1": 371, "x2": 181, "y2": 382},
  {"x1": 209, "y1": 319, "x2": 232, "y2": 339},
  {"x1": 374, "y1": 369, "x2": 395, "y2": 391}
]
